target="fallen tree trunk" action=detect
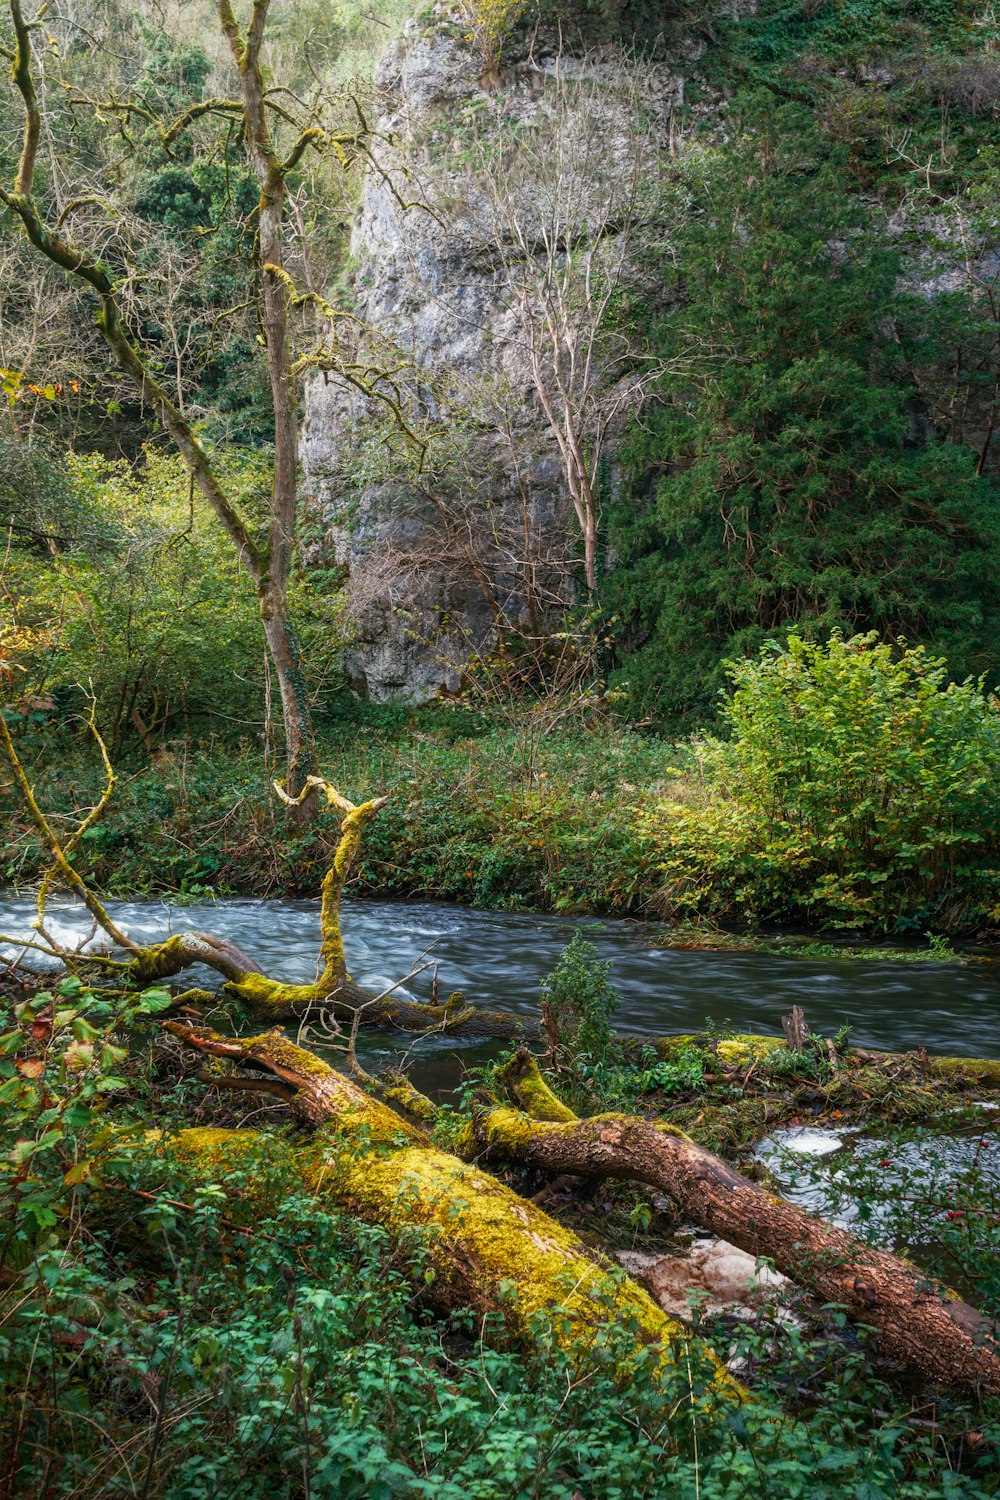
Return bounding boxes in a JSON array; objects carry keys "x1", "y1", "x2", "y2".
[
  {"x1": 469, "y1": 1052, "x2": 1000, "y2": 1395},
  {"x1": 167, "y1": 1024, "x2": 1000, "y2": 1394},
  {"x1": 164, "y1": 1023, "x2": 734, "y2": 1400}
]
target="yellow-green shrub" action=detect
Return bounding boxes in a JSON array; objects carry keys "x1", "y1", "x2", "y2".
[{"x1": 641, "y1": 634, "x2": 1000, "y2": 930}]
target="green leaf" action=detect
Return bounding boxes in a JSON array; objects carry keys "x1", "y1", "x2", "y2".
[{"x1": 135, "y1": 988, "x2": 174, "y2": 1014}]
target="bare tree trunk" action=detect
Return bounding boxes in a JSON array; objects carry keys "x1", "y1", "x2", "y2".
[
  {"x1": 471, "y1": 1053, "x2": 1000, "y2": 1395},
  {"x1": 218, "y1": 0, "x2": 317, "y2": 808},
  {"x1": 259, "y1": 594, "x2": 316, "y2": 802}
]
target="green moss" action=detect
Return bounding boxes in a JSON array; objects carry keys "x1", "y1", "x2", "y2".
[
  {"x1": 480, "y1": 1107, "x2": 542, "y2": 1152},
  {"x1": 928, "y1": 1056, "x2": 1000, "y2": 1088},
  {"x1": 237, "y1": 1028, "x2": 335, "y2": 1077},
  {"x1": 503, "y1": 1058, "x2": 578, "y2": 1123},
  {"x1": 318, "y1": 1139, "x2": 735, "y2": 1387},
  {"x1": 647, "y1": 1033, "x2": 785, "y2": 1067},
  {"x1": 715, "y1": 1036, "x2": 786, "y2": 1066},
  {"x1": 229, "y1": 973, "x2": 327, "y2": 1011},
  {"x1": 172, "y1": 1126, "x2": 278, "y2": 1175},
  {"x1": 169, "y1": 1111, "x2": 736, "y2": 1397},
  {"x1": 651, "y1": 1034, "x2": 702, "y2": 1056},
  {"x1": 379, "y1": 1077, "x2": 439, "y2": 1124}
]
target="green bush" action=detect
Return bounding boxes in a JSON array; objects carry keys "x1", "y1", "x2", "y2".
[
  {"x1": 541, "y1": 932, "x2": 619, "y2": 1054},
  {"x1": 642, "y1": 633, "x2": 1000, "y2": 930}
]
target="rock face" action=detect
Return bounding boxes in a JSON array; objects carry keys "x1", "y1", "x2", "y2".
[{"x1": 301, "y1": 13, "x2": 680, "y2": 701}]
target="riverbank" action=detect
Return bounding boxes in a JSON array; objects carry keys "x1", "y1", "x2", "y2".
[
  {"x1": 7, "y1": 647, "x2": 1000, "y2": 940},
  {"x1": 2, "y1": 710, "x2": 690, "y2": 912},
  {"x1": 5, "y1": 947, "x2": 999, "y2": 1498}
]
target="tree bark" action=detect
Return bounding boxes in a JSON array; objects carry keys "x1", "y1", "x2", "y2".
[
  {"x1": 166, "y1": 1024, "x2": 736, "y2": 1400},
  {"x1": 218, "y1": 0, "x2": 317, "y2": 803},
  {"x1": 470, "y1": 1052, "x2": 1000, "y2": 1395}
]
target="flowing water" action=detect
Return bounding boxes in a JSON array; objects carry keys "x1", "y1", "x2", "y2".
[
  {"x1": 3, "y1": 893, "x2": 1000, "y2": 1093},
  {"x1": 755, "y1": 1120, "x2": 1000, "y2": 1234}
]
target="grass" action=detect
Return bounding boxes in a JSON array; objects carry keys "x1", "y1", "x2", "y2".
[
  {"x1": 653, "y1": 924, "x2": 975, "y2": 964},
  {"x1": 1, "y1": 709, "x2": 702, "y2": 914}
]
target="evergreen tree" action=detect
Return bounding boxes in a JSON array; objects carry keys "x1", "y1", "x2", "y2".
[{"x1": 608, "y1": 102, "x2": 1000, "y2": 724}]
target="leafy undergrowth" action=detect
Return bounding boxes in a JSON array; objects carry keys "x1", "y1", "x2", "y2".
[
  {"x1": 3, "y1": 972, "x2": 1000, "y2": 1497},
  {"x1": 0, "y1": 710, "x2": 693, "y2": 914}
]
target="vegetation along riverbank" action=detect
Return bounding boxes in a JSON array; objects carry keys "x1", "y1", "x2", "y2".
[{"x1": 8, "y1": 636, "x2": 1000, "y2": 944}]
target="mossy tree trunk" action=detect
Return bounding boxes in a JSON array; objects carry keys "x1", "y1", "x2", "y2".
[
  {"x1": 125, "y1": 780, "x2": 543, "y2": 1036},
  {"x1": 470, "y1": 1053, "x2": 1000, "y2": 1396},
  {"x1": 168, "y1": 1023, "x2": 1000, "y2": 1395},
  {"x1": 166, "y1": 1024, "x2": 736, "y2": 1402}
]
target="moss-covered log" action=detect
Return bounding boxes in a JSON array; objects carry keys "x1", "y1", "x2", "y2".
[
  {"x1": 166, "y1": 1024, "x2": 735, "y2": 1398},
  {"x1": 634, "y1": 1030, "x2": 1000, "y2": 1086},
  {"x1": 118, "y1": 783, "x2": 542, "y2": 1039},
  {"x1": 471, "y1": 1052, "x2": 1000, "y2": 1395}
]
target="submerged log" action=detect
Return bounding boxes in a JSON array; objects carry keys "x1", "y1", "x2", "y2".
[
  {"x1": 165, "y1": 1023, "x2": 734, "y2": 1398},
  {"x1": 470, "y1": 1052, "x2": 1000, "y2": 1396}
]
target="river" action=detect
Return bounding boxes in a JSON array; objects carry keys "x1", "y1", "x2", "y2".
[{"x1": 3, "y1": 894, "x2": 999, "y2": 1092}]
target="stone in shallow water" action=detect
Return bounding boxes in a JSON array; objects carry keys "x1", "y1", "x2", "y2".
[
  {"x1": 756, "y1": 1126, "x2": 845, "y2": 1158},
  {"x1": 618, "y1": 1239, "x2": 787, "y2": 1319}
]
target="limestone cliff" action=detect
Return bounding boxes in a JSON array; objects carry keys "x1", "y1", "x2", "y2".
[{"x1": 301, "y1": 10, "x2": 682, "y2": 701}]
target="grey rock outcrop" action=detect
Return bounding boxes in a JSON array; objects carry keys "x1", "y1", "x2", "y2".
[{"x1": 301, "y1": 11, "x2": 681, "y2": 701}]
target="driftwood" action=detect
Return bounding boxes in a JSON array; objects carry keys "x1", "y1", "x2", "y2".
[
  {"x1": 781, "y1": 1005, "x2": 811, "y2": 1050},
  {"x1": 164, "y1": 1023, "x2": 734, "y2": 1400},
  {"x1": 467, "y1": 1052, "x2": 1000, "y2": 1395}
]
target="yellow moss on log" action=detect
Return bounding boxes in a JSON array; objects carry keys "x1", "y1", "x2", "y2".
[
  {"x1": 715, "y1": 1036, "x2": 786, "y2": 1066},
  {"x1": 500, "y1": 1056, "x2": 578, "y2": 1123},
  {"x1": 233, "y1": 1029, "x2": 334, "y2": 1078},
  {"x1": 171, "y1": 1126, "x2": 284, "y2": 1175},
  {"x1": 651, "y1": 1034, "x2": 786, "y2": 1066},
  {"x1": 928, "y1": 1056, "x2": 1000, "y2": 1088},
  {"x1": 228, "y1": 974, "x2": 331, "y2": 1010},
  {"x1": 165, "y1": 1122, "x2": 736, "y2": 1398},
  {"x1": 652, "y1": 1034, "x2": 702, "y2": 1057},
  {"x1": 306, "y1": 1135, "x2": 731, "y2": 1389}
]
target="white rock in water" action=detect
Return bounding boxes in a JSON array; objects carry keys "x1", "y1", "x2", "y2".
[{"x1": 758, "y1": 1126, "x2": 845, "y2": 1158}]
